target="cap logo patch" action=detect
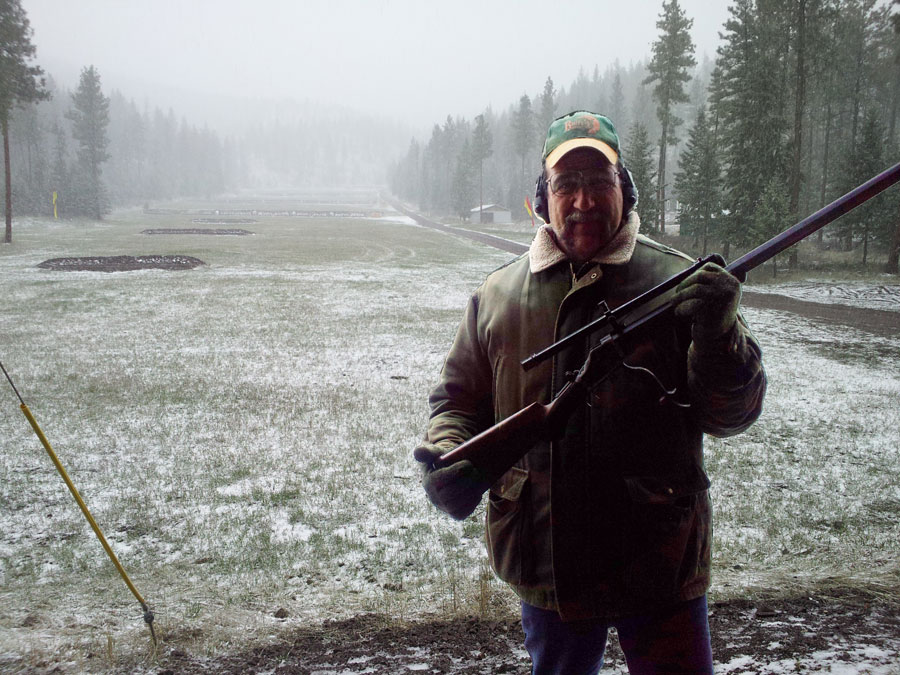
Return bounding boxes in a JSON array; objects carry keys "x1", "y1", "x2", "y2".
[{"x1": 564, "y1": 116, "x2": 601, "y2": 135}]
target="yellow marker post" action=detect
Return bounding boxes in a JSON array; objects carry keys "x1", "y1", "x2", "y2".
[{"x1": 52, "y1": 191, "x2": 58, "y2": 219}]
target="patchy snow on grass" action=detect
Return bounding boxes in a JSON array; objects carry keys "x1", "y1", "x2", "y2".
[
  {"x1": 0, "y1": 205, "x2": 897, "y2": 673},
  {"x1": 719, "y1": 647, "x2": 900, "y2": 674},
  {"x1": 708, "y1": 303, "x2": 900, "y2": 598}
]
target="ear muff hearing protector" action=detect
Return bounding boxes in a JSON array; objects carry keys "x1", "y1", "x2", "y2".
[
  {"x1": 533, "y1": 172, "x2": 550, "y2": 222},
  {"x1": 533, "y1": 163, "x2": 639, "y2": 223},
  {"x1": 619, "y1": 166, "x2": 639, "y2": 215}
]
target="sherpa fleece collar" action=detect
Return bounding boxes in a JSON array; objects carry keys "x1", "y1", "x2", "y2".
[{"x1": 529, "y1": 211, "x2": 641, "y2": 274}]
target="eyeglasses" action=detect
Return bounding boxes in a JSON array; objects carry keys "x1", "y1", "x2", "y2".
[{"x1": 548, "y1": 169, "x2": 618, "y2": 196}]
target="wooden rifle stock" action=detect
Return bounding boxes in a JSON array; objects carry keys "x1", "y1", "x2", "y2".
[
  {"x1": 433, "y1": 378, "x2": 587, "y2": 482},
  {"x1": 432, "y1": 161, "x2": 900, "y2": 480}
]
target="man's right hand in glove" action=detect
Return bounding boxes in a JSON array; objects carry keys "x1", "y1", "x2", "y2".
[{"x1": 413, "y1": 443, "x2": 490, "y2": 521}]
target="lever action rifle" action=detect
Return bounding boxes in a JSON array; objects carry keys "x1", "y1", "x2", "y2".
[{"x1": 433, "y1": 161, "x2": 900, "y2": 483}]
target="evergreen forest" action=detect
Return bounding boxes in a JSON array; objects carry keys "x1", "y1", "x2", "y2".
[
  {"x1": 390, "y1": 0, "x2": 900, "y2": 272},
  {"x1": 2, "y1": 0, "x2": 899, "y2": 271},
  {"x1": 2, "y1": 71, "x2": 407, "y2": 220}
]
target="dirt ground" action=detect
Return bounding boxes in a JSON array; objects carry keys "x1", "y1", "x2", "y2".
[
  {"x1": 37, "y1": 255, "x2": 206, "y2": 272},
  {"x1": 147, "y1": 288, "x2": 899, "y2": 674},
  {"x1": 141, "y1": 228, "x2": 254, "y2": 235},
  {"x1": 150, "y1": 590, "x2": 899, "y2": 674},
  {"x1": 741, "y1": 290, "x2": 899, "y2": 338},
  {"x1": 31, "y1": 229, "x2": 899, "y2": 673}
]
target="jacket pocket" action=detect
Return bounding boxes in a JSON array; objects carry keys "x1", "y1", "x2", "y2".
[
  {"x1": 486, "y1": 466, "x2": 529, "y2": 585},
  {"x1": 623, "y1": 467, "x2": 711, "y2": 600}
]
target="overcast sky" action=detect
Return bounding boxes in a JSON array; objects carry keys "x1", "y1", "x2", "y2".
[{"x1": 22, "y1": 0, "x2": 732, "y2": 131}]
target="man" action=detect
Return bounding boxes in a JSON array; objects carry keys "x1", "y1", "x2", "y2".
[{"x1": 415, "y1": 111, "x2": 766, "y2": 674}]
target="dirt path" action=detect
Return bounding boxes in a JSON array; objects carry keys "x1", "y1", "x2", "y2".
[
  {"x1": 741, "y1": 290, "x2": 899, "y2": 338},
  {"x1": 156, "y1": 591, "x2": 899, "y2": 674},
  {"x1": 389, "y1": 200, "x2": 530, "y2": 255},
  {"x1": 391, "y1": 202, "x2": 898, "y2": 336}
]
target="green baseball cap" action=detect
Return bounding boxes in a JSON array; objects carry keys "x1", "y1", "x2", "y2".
[{"x1": 542, "y1": 111, "x2": 620, "y2": 168}]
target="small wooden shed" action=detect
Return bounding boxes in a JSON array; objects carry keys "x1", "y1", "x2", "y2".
[{"x1": 470, "y1": 204, "x2": 512, "y2": 224}]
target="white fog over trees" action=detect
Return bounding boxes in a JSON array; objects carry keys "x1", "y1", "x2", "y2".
[{"x1": 2, "y1": 74, "x2": 410, "y2": 224}]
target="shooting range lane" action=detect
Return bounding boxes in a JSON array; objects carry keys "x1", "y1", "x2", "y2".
[{"x1": 389, "y1": 201, "x2": 899, "y2": 338}]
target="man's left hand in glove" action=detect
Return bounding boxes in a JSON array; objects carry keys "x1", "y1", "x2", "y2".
[
  {"x1": 413, "y1": 443, "x2": 491, "y2": 521},
  {"x1": 671, "y1": 261, "x2": 741, "y2": 351}
]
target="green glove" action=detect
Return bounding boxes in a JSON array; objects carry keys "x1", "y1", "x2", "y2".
[
  {"x1": 671, "y1": 261, "x2": 741, "y2": 350},
  {"x1": 413, "y1": 443, "x2": 490, "y2": 521}
]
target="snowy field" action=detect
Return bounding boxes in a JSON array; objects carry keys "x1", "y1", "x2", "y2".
[{"x1": 0, "y1": 201, "x2": 898, "y2": 673}]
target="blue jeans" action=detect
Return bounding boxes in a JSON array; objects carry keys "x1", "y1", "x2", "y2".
[{"x1": 521, "y1": 596, "x2": 713, "y2": 675}]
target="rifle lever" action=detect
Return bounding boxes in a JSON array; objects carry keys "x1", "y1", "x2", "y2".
[{"x1": 620, "y1": 360, "x2": 691, "y2": 408}]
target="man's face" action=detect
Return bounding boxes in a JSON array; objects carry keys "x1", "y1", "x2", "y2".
[{"x1": 546, "y1": 147, "x2": 624, "y2": 265}]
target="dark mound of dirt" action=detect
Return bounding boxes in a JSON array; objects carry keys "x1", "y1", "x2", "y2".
[
  {"x1": 142, "y1": 227, "x2": 255, "y2": 235},
  {"x1": 37, "y1": 255, "x2": 206, "y2": 272},
  {"x1": 153, "y1": 590, "x2": 900, "y2": 674},
  {"x1": 160, "y1": 614, "x2": 528, "y2": 675},
  {"x1": 741, "y1": 290, "x2": 899, "y2": 339}
]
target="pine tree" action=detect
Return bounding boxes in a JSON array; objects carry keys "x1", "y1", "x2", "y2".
[
  {"x1": 625, "y1": 121, "x2": 659, "y2": 235},
  {"x1": 420, "y1": 124, "x2": 442, "y2": 212},
  {"x1": 391, "y1": 139, "x2": 421, "y2": 204},
  {"x1": 106, "y1": 93, "x2": 147, "y2": 205},
  {"x1": 538, "y1": 77, "x2": 557, "y2": 138},
  {"x1": 10, "y1": 100, "x2": 48, "y2": 213},
  {"x1": 436, "y1": 116, "x2": 459, "y2": 214},
  {"x1": 643, "y1": 0, "x2": 696, "y2": 235},
  {"x1": 871, "y1": 2, "x2": 900, "y2": 145},
  {"x1": 451, "y1": 139, "x2": 477, "y2": 220},
  {"x1": 512, "y1": 94, "x2": 536, "y2": 215},
  {"x1": 885, "y1": 0, "x2": 900, "y2": 273},
  {"x1": 754, "y1": 175, "x2": 791, "y2": 277},
  {"x1": 0, "y1": 0, "x2": 49, "y2": 241},
  {"x1": 844, "y1": 109, "x2": 893, "y2": 265},
  {"x1": 674, "y1": 105, "x2": 721, "y2": 254},
  {"x1": 796, "y1": 0, "x2": 843, "y2": 247},
  {"x1": 471, "y1": 113, "x2": 492, "y2": 222},
  {"x1": 512, "y1": 94, "x2": 535, "y2": 182},
  {"x1": 608, "y1": 73, "x2": 626, "y2": 128},
  {"x1": 787, "y1": 0, "x2": 809, "y2": 269},
  {"x1": 66, "y1": 65, "x2": 110, "y2": 219},
  {"x1": 712, "y1": 0, "x2": 791, "y2": 256}
]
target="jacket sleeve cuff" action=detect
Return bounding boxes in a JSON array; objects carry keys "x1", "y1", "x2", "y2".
[
  {"x1": 687, "y1": 314, "x2": 763, "y2": 391},
  {"x1": 690, "y1": 320, "x2": 743, "y2": 357}
]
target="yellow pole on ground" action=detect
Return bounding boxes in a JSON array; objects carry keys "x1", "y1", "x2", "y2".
[
  {"x1": 52, "y1": 191, "x2": 57, "y2": 219},
  {"x1": 0, "y1": 359, "x2": 155, "y2": 645}
]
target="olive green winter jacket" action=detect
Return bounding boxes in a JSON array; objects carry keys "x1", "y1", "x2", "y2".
[{"x1": 426, "y1": 223, "x2": 766, "y2": 621}]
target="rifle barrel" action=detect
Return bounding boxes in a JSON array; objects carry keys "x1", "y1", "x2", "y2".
[
  {"x1": 727, "y1": 161, "x2": 900, "y2": 280},
  {"x1": 521, "y1": 255, "x2": 715, "y2": 370},
  {"x1": 523, "y1": 161, "x2": 900, "y2": 372},
  {"x1": 432, "y1": 162, "x2": 900, "y2": 481}
]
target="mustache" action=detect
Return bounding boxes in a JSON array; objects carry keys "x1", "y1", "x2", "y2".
[{"x1": 565, "y1": 208, "x2": 606, "y2": 226}]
